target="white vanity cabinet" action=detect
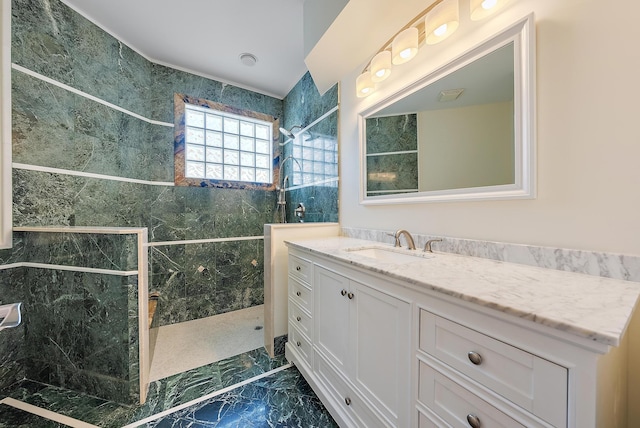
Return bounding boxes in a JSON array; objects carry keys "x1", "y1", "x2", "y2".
[
  {"x1": 286, "y1": 238, "x2": 635, "y2": 428},
  {"x1": 286, "y1": 248, "x2": 411, "y2": 428}
]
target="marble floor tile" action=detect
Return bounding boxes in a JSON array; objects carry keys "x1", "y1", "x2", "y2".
[
  {"x1": 0, "y1": 338, "x2": 334, "y2": 428},
  {"x1": 140, "y1": 367, "x2": 338, "y2": 428},
  {"x1": 0, "y1": 403, "x2": 66, "y2": 427}
]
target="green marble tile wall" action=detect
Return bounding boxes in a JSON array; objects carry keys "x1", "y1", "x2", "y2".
[
  {"x1": 7, "y1": 0, "x2": 340, "y2": 403},
  {"x1": 0, "y1": 236, "x2": 25, "y2": 393},
  {"x1": 365, "y1": 114, "x2": 419, "y2": 194},
  {"x1": 280, "y1": 73, "x2": 339, "y2": 223},
  {"x1": 10, "y1": 0, "x2": 284, "y2": 330},
  {"x1": 0, "y1": 232, "x2": 140, "y2": 404}
]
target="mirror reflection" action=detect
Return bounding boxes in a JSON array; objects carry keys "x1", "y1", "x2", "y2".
[{"x1": 365, "y1": 42, "x2": 515, "y2": 197}]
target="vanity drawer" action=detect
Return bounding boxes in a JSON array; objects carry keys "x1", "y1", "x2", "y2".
[
  {"x1": 419, "y1": 361, "x2": 526, "y2": 428},
  {"x1": 314, "y1": 353, "x2": 388, "y2": 428},
  {"x1": 289, "y1": 277, "x2": 312, "y2": 313},
  {"x1": 288, "y1": 299, "x2": 312, "y2": 339},
  {"x1": 289, "y1": 254, "x2": 312, "y2": 284},
  {"x1": 419, "y1": 310, "x2": 567, "y2": 428},
  {"x1": 288, "y1": 325, "x2": 312, "y2": 368}
]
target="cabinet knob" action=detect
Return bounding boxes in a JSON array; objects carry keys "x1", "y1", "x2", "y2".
[
  {"x1": 468, "y1": 351, "x2": 483, "y2": 365},
  {"x1": 296, "y1": 291, "x2": 301, "y2": 297},
  {"x1": 296, "y1": 266, "x2": 301, "y2": 271},
  {"x1": 296, "y1": 316, "x2": 301, "y2": 322},
  {"x1": 347, "y1": 292, "x2": 354, "y2": 300},
  {"x1": 344, "y1": 397, "x2": 352, "y2": 406},
  {"x1": 341, "y1": 289, "x2": 347, "y2": 296},
  {"x1": 296, "y1": 341, "x2": 301, "y2": 347},
  {"x1": 466, "y1": 414, "x2": 481, "y2": 428}
]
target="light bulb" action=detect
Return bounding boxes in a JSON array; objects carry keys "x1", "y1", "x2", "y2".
[
  {"x1": 482, "y1": 0, "x2": 498, "y2": 10},
  {"x1": 434, "y1": 23, "x2": 448, "y2": 37}
]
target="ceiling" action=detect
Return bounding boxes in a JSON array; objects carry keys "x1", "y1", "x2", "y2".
[{"x1": 60, "y1": 0, "x2": 307, "y2": 99}]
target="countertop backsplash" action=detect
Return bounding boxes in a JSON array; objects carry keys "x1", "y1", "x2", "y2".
[{"x1": 341, "y1": 227, "x2": 640, "y2": 284}]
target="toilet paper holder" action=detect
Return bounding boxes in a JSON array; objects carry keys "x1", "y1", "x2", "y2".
[{"x1": 0, "y1": 302, "x2": 22, "y2": 331}]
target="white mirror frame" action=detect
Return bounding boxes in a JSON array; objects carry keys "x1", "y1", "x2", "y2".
[
  {"x1": 0, "y1": 0, "x2": 12, "y2": 248},
  {"x1": 358, "y1": 14, "x2": 535, "y2": 205}
]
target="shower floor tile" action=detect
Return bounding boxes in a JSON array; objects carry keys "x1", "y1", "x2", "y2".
[{"x1": 149, "y1": 305, "x2": 266, "y2": 381}]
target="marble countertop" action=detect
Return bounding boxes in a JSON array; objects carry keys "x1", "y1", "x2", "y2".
[{"x1": 286, "y1": 237, "x2": 640, "y2": 347}]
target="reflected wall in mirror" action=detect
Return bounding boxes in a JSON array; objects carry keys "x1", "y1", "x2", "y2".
[{"x1": 359, "y1": 15, "x2": 535, "y2": 204}]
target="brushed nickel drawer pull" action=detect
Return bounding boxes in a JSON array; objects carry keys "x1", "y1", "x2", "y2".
[
  {"x1": 466, "y1": 413, "x2": 481, "y2": 428},
  {"x1": 345, "y1": 397, "x2": 352, "y2": 406},
  {"x1": 468, "y1": 351, "x2": 483, "y2": 365},
  {"x1": 296, "y1": 316, "x2": 301, "y2": 322}
]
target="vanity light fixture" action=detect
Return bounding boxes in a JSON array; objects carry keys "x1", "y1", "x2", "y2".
[
  {"x1": 355, "y1": 0, "x2": 515, "y2": 98},
  {"x1": 356, "y1": 71, "x2": 376, "y2": 98},
  {"x1": 370, "y1": 51, "x2": 392, "y2": 82},
  {"x1": 425, "y1": 0, "x2": 459, "y2": 44},
  {"x1": 392, "y1": 27, "x2": 419, "y2": 65},
  {"x1": 470, "y1": 0, "x2": 510, "y2": 21}
]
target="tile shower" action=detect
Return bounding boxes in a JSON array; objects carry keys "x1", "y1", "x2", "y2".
[{"x1": 2, "y1": 0, "x2": 338, "y2": 409}]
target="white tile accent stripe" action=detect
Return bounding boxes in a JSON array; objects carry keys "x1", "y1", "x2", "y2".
[
  {"x1": 14, "y1": 226, "x2": 147, "y2": 234},
  {"x1": 11, "y1": 63, "x2": 174, "y2": 128},
  {"x1": 0, "y1": 398, "x2": 99, "y2": 428},
  {"x1": 13, "y1": 162, "x2": 175, "y2": 187},
  {"x1": 121, "y1": 363, "x2": 294, "y2": 428},
  {"x1": 285, "y1": 176, "x2": 339, "y2": 191},
  {"x1": 147, "y1": 235, "x2": 264, "y2": 247},
  {"x1": 0, "y1": 261, "x2": 137, "y2": 276}
]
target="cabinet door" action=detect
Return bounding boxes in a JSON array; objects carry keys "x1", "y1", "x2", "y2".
[
  {"x1": 351, "y1": 281, "x2": 411, "y2": 427},
  {"x1": 314, "y1": 266, "x2": 350, "y2": 373}
]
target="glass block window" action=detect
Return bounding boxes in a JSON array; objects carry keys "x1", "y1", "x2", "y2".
[
  {"x1": 291, "y1": 133, "x2": 338, "y2": 186},
  {"x1": 183, "y1": 103, "x2": 273, "y2": 184}
]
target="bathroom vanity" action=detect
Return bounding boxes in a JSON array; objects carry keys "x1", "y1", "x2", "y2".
[{"x1": 284, "y1": 237, "x2": 640, "y2": 428}]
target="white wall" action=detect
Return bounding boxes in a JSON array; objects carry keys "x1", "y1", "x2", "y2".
[
  {"x1": 340, "y1": 0, "x2": 640, "y2": 256},
  {"x1": 418, "y1": 101, "x2": 514, "y2": 191}
]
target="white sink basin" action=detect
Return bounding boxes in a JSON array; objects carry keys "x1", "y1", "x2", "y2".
[{"x1": 344, "y1": 246, "x2": 432, "y2": 263}]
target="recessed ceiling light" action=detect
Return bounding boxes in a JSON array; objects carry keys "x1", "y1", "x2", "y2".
[{"x1": 239, "y1": 53, "x2": 258, "y2": 67}]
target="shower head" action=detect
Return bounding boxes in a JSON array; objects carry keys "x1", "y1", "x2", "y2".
[{"x1": 279, "y1": 125, "x2": 303, "y2": 140}]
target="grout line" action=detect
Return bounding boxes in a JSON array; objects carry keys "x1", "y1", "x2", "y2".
[
  {"x1": 0, "y1": 397, "x2": 100, "y2": 428},
  {"x1": 11, "y1": 63, "x2": 174, "y2": 128},
  {"x1": 121, "y1": 362, "x2": 294, "y2": 428},
  {"x1": 147, "y1": 235, "x2": 264, "y2": 247},
  {"x1": 13, "y1": 163, "x2": 175, "y2": 187}
]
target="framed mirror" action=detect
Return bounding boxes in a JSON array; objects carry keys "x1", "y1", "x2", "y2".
[{"x1": 359, "y1": 15, "x2": 535, "y2": 205}]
